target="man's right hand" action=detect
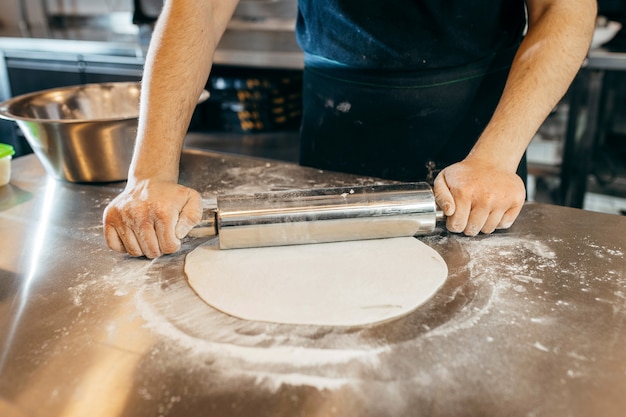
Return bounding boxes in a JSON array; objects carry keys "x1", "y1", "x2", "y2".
[{"x1": 103, "y1": 180, "x2": 203, "y2": 259}]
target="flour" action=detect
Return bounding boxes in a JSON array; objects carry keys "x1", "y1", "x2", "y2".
[
  {"x1": 513, "y1": 275, "x2": 544, "y2": 284},
  {"x1": 248, "y1": 372, "x2": 351, "y2": 391},
  {"x1": 132, "y1": 234, "x2": 564, "y2": 391},
  {"x1": 136, "y1": 287, "x2": 389, "y2": 366},
  {"x1": 414, "y1": 234, "x2": 561, "y2": 340},
  {"x1": 67, "y1": 258, "x2": 153, "y2": 306},
  {"x1": 132, "y1": 269, "x2": 390, "y2": 391},
  {"x1": 187, "y1": 158, "x2": 387, "y2": 197},
  {"x1": 533, "y1": 341, "x2": 551, "y2": 352},
  {"x1": 65, "y1": 225, "x2": 625, "y2": 395}
]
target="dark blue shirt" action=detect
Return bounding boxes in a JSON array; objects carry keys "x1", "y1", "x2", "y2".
[{"x1": 296, "y1": 0, "x2": 526, "y2": 70}]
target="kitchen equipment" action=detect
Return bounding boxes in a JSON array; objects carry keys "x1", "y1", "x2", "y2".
[
  {"x1": 591, "y1": 17, "x2": 622, "y2": 49},
  {"x1": 209, "y1": 70, "x2": 302, "y2": 132},
  {"x1": 0, "y1": 143, "x2": 15, "y2": 186},
  {"x1": 0, "y1": 82, "x2": 208, "y2": 183},
  {"x1": 132, "y1": 0, "x2": 162, "y2": 24},
  {"x1": 194, "y1": 182, "x2": 444, "y2": 249},
  {"x1": 132, "y1": 0, "x2": 298, "y2": 23},
  {"x1": 233, "y1": 0, "x2": 298, "y2": 21}
]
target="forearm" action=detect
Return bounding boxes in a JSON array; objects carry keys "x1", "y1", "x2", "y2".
[
  {"x1": 129, "y1": 0, "x2": 240, "y2": 185},
  {"x1": 468, "y1": 0, "x2": 597, "y2": 171}
]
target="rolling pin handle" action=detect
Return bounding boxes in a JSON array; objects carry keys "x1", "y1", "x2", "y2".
[
  {"x1": 435, "y1": 207, "x2": 446, "y2": 222},
  {"x1": 187, "y1": 208, "x2": 218, "y2": 238}
]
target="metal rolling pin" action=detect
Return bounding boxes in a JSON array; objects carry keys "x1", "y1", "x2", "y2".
[{"x1": 192, "y1": 182, "x2": 445, "y2": 249}]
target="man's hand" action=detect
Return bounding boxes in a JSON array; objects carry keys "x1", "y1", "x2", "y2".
[
  {"x1": 433, "y1": 159, "x2": 526, "y2": 236},
  {"x1": 429, "y1": 0, "x2": 594, "y2": 238},
  {"x1": 103, "y1": 180, "x2": 203, "y2": 258}
]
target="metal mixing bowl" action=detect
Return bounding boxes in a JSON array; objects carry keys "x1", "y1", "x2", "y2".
[{"x1": 0, "y1": 82, "x2": 208, "y2": 183}]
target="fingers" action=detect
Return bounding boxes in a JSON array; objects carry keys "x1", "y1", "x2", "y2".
[
  {"x1": 433, "y1": 174, "x2": 456, "y2": 217},
  {"x1": 103, "y1": 181, "x2": 203, "y2": 258},
  {"x1": 155, "y1": 213, "x2": 181, "y2": 255},
  {"x1": 462, "y1": 205, "x2": 491, "y2": 236},
  {"x1": 446, "y1": 196, "x2": 471, "y2": 234},
  {"x1": 447, "y1": 204, "x2": 512, "y2": 236},
  {"x1": 497, "y1": 203, "x2": 524, "y2": 230},
  {"x1": 433, "y1": 161, "x2": 526, "y2": 237},
  {"x1": 480, "y1": 209, "x2": 505, "y2": 234},
  {"x1": 447, "y1": 205, "x2": 522, "y2": 236},
  {"x1": 175, "y1": 195, "x2": 203, "y2": 239},
  {"x1": 104, "y1": 204, "x2": 164, "y2": 258},
  {"x1": 104, "y1": 223, "x2": 126, "y2": 253},
  {"x1": 446, "y1": 205, "x2": 512, "y2": 236}
]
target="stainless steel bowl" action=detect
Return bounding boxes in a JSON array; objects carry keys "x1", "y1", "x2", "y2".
[{"x1": 0, "y1": 82, "x2": 208, "y2": 183}]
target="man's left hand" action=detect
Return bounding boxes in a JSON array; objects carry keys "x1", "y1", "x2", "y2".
[{"x1": 433, "y1": 159, "x2": 526, "y2": 236}]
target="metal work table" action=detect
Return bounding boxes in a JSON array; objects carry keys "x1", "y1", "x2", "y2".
[
  {"x1": 1, "y1": 150, "x2": 625, "y2": 417},
  {"x1": 0, "y1": 24, "x2": 304, "y2": 69},
  {"x1": 561, "y1": 48, "x2": 626, "y2": 208},
  {"x1": 0, "y1": 25, "x2": 304, "y2": 157}
]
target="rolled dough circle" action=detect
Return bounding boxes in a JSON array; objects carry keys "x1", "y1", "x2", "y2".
[{"x1": 185, "y1": 237, "x2": 448, "y2": 327}]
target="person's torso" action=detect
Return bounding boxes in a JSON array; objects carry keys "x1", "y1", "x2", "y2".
[{"x1": 296, "y1": 0, "x2": 526, "y2": 70}]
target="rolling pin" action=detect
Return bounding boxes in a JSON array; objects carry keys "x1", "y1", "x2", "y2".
[{"x1": 192, "y1": 182, "x2": 445, "y2": 249}]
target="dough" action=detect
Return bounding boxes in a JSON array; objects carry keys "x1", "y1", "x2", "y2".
[{"x1": 185, "y1": 237, "x2": 448, "y2": 326}]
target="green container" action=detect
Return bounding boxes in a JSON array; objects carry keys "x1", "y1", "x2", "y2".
[{"x1": 0, "y1": 143, "x2": 15, "y2": 186}]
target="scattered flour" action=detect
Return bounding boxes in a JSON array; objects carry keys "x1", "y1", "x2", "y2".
[
  {"x1": 65, "y1": 229, "x2": 625, "y2": 396},
  {"x1": 133, "y1": 270, "x2": 390, "y2": 391},
  {"x1": 134, "y1": 234, "x2": 568, "y2": 395}
]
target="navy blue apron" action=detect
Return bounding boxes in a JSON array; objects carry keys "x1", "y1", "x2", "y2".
[
  {"x1": 299, "y1": 45, "x2": 527, "y2": 183},
  {"x1": 295, "y1": 0, "x2": 528, "y2": 183}
]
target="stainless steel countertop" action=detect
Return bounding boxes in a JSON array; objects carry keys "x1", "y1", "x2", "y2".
[
  {"x1": 0, "y1": 24, "x2": 303, "y2": 69},
  {"x1": 1, "y1": 150, "x2": 626, "y2": 417},
  {"x1": 587, "y1": 48, "x2": 626, "y2": 70},
  {"x1": 1, "y1": 24, "x2": 621, "y2": 72}
]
